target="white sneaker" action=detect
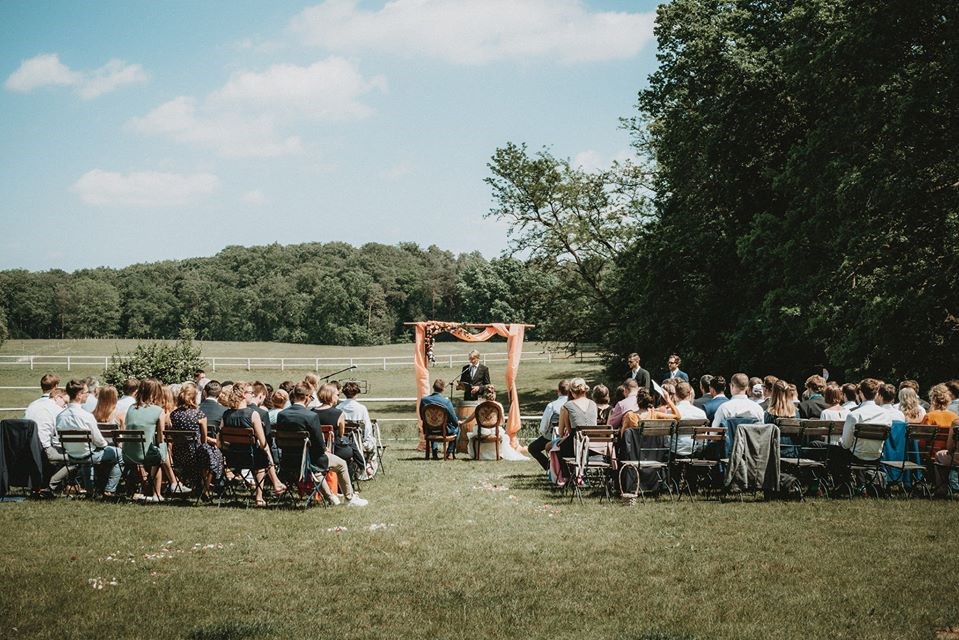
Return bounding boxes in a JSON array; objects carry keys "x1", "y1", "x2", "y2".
[
  {"x1": 327, "y1": 494, "x2": 341, "y2": 506},
  {"x1": 132, "y1": 493, "x2": 146, "y2": 501},
  {"x1": 169, "y1": 484, "x2": 192, "y2": 494},
  {"x1": 346, "y1": 495, "x2": 369, "y2": 507},
  {"x1": 144, "y1": 495, "x2": 164, "y2": 503}
]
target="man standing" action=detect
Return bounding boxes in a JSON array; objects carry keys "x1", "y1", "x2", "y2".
[
  {"x1": 626, "y1": 353, "x2": 652, "y2": 393},
  {"x1": 420, "y1": 379, "x2": 460, "y2": 460},
  {"x1": 458, "y1": 350, "x2": 490, "y2": 401},
  {"x1": 665, "y1": 355, "x2": 689, "y2": 383},
  {"x1": 55, "y1": 379, "x2": 122, "y2": 496},
  {"x1": 528, "y1": 380, "x2": 570, "y2": 471},
  {"x1": 24, "y1": 373, "x2": 68, "y2": 494}
]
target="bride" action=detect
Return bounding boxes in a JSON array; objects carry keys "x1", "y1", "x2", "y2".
[{"x1": 466, "y1": 386, "x2": 527, "y2": 461}]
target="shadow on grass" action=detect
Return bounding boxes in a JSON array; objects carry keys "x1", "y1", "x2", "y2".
[{"x1": 188, "y1": 621, "x2": 273, "y2": 640}]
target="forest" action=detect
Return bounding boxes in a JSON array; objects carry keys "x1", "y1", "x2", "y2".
[{"x1": 1, "y1": 0, "x2": 956, "y2": 385}]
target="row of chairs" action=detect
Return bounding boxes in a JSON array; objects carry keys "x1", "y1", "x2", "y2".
[{"x1": 558, "y1": 418, "x2": 959, "y2": 503}]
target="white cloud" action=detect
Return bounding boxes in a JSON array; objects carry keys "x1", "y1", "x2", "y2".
[
  {"x1": 241, "y1": 189, "x2": 268, "y2": 205},
  {"x1": 127, "y1": 96, "x2": 303, "y2": 158},
  {"x1": 211, "y1": 57, "x2": 386, "y2": 120},
  {"x1": 4, "y1": 53, "x2": 147, "y2": 98},
  {"x1": 72, "y1": 169, "x2": 219, "y2": 206},
  {"x1": 5, "y1": 53, "x2": 79, "y2": 91},
  {"x1": 384, "y1": 160, "x2": 415, "y2": 180},
  {"x1": 291, "y1": 0, "x2": 656, "y2": 65},
  {"x1": 128, "y1": 57, "x2": 380, "y2": 157},
  {"x1": 78, "y1": 59, "x2": 149, "y2": 99}
]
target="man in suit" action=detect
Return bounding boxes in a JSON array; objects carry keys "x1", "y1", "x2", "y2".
[
  {"x1": 626, "y1": 352, "x2": 652, "y2": 393},
  {"x1": 198, "y1": 380, "x2": 225, "y2": 436},
  {"x1": 275, "y1": 384, "x2": 368, "y2": 507},
  {"x1": 458, "y1": 350, "x2": 490, "y2": 401}
]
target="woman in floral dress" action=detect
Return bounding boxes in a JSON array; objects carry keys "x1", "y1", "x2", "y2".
[{"x1": 170, "y1": 382, "x2": 224, "y2": 498}]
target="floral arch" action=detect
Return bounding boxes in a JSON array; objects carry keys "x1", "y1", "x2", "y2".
[{"x1": 409, "y1": 321, "x2": 533, "y2": 449}]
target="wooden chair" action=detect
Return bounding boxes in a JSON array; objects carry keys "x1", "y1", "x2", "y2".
[
  {"x1": 933, "y1": 425, "x2": 959, "y2": 497},
  {"x1": 113, "y1": 429, "x2": 159, "y2": 501},
  {"x1": 58, "y1": 430, "x2": 116, "y2": 498},
  {"x1": 683, "y1": 426, "x2": 726, "y2": 500},
  {"x1": 670, "y1": 418, "x2": 708, "y2": 498},
  {"x1": 567, "y1": 427, "x2": 617, "y2": 503},
  {"x1": 472, "y1": 401, "x2": 504, "y2": 460},
  {"x1": 618, "y1": 419, "x2": 675, "y2": 503},
  {"x1": 163, "y1": 429, "x2": 201, "y2": 502},
  {"x1": 844, "y1": 423, "x2": 892, "y2": 498},
  {"x1": 882, "y1": 424, "x2": 940, "y2": 498},
  {"x1": 421, "y1": 404, "x2": 456, "y2": 461},
  {"x1": 218, "y1": 426, "x2": 270, "y2": 507},
  {"x1": 273, "y1": 430, "x2": 326, "y2": 509}
]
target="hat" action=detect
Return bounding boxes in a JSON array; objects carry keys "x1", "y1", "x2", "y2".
[{"x1": 751, "y1": 383, "x2": 763, "y2": 397}]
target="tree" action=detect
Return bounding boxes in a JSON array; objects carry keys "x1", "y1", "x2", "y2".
[{"x1": 55, "y1": 277, "x2": 121, "y2": 338}]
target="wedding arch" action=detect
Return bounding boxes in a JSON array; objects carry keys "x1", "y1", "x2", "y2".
[{"x1": 407, "y1": 321, "x2": 534, "y2": 449}]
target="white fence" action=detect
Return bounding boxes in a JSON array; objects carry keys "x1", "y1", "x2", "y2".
[{"x1": 0, "y1": 350, "x2": 600, "y2": 372}]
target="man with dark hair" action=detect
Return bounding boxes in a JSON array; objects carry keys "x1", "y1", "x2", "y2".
[
  {"x1": 528, "y1": 380, "x2": 570, "y2": 471},
  {"x1": 337, "y1": 380, "x2": 376, "y2": 477},
  {"x1": 198, "y1": 380, "x2": 225, "y2": 435},
  {"x1": 626, "y1": 353, "x2": 652, "y2": 393},
  {"x1": 711, "y1": 373, "x2": 763, "y2": 428},
  {"x1": 116, "y1": 377, "x2": 139, "y2": 419},
  {"x1": 692, "y1": 375, "x2": 713, "y2": 410},
  {"x1": 275, "y1": 385, "x2": 368, "y2": 507},
  {"x1": 665, "y1": 354, "x2": 689, "y2": 382},
  {"x1": 419, "y1": 379, "x2": 460, "y2": 460},
  {"x1": 703, "y1": 376, "x2": 729, "y2": 422},
  {"x1": 798, "y1": 375, "x2": 829, "y2": 419},
  {"x1": 841, "y1": 383, "x2": 860, "y2": 409},
  {"x1": 55, "y1": 378, "x2": 122, "y2": 496},
  {"x1": 24, "y1": 373, "x2": 67, "y2": 494},
  {"x1": 878, "y1": 383, "x2": 905, "y2": 422}
]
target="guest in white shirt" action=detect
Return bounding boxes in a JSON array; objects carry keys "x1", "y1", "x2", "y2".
[
  {"x1": 819, "y1": 386, "x2": 850, "y2": 422},
  {"x1": 56, "y1": 379, "x2": 123, "y2": 496},
  {"x1": 831, "y1": 379, "x2": 893, "y2": 488},
  {"x1": 878, "y1": 383, "x2": 906, "y2": 423},
  {"x1": 841, "y1": 383, "x2": 860, "y2": 410},
  {"x1": 115, "y1": 377, "x2": 139, "y2": 420},
  {"x1": 711, "y1": 373, "x2": 764, "y2": 429},
  {"x1": 337, "y1": 381, "x2": 377, "y2": 477},
  {"x1": 674, "y1": 382, "x2": 707, "y2": 456},
  {"x1": 24, "y1": 373, "x2": 69, "y2": 492},
  {"x1": 527, "y1": 380, "x2": 570, "y2": 471}
]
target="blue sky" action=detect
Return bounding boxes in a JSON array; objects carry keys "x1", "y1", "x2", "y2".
[{"x1": 1, "y1": 0, "x2": 661, "y2": 271}]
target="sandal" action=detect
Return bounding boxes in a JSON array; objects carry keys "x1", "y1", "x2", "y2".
[{"x1": 254, "y1": 499, "x2": 268, "y2": 508}]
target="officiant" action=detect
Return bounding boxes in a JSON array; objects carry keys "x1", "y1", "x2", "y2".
[{"x1": 457, "y1": 350, "x2": 491, "y2": 401}]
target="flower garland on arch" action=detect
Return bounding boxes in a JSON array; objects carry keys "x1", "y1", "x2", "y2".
[{"x1": 423, "y1": 321, "x2": 463, "y2": 365}]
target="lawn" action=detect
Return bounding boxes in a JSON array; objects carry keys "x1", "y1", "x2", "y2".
[{"x1": 0, "y1": 450, "x2": 957, "y2": 640}]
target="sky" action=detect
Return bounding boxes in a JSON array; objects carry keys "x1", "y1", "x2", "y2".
[{"x1": 0, "y1": 0, "x2": 662, "y2": 272}]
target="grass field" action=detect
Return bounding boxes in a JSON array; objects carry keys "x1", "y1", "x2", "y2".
[
  {"x1": 0, "y1": 340, "x2": 604, "y2": 437},
  {"x1": 1, "y1": 450, "x2": 957, "y2": 640}
]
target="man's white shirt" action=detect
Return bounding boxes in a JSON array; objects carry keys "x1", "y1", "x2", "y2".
[
  {"x1": 25, "y1": 395, "x2": 61, "y2": 449},
  {"x1": 711, "y1": 394, "x2": 764, "y2": 428},
  {"x1": 840, "y1": 400, "x2": 892, "y2": 460}
]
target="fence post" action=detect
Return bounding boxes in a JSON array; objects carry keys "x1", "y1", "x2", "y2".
[
  {"x1": 350, "y1": 358, "x2": 354, "y2": 368},
  {"x1": 281, "y1": 358, "x2": 285, "y2": 371},
  {"x1": 547, "y1": 350, "x2": 552, "y2": 364},
  {"x1": 315, "y1": 358, "x2": 319, "y2": 372},
  {"x1": 104, "y1": 356, "x2": 109, "y2": 369},
  {"x1": 30, "y1": 356, "x2": 34, "y2": 371},
  {"x1": 247, "y1": 358, "x2": 251, "y2": 371},
  {"x1": 383, "y1": 357, "x2": 387, "y2": 371},
  {"x1": 211, "y1": 358, "x2": 216, "y2": 372},
  {"x1": 67, "y1": 356, "x2": 71, "y2": 371}
]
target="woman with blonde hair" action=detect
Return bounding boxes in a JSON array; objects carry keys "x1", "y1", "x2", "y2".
[
  {"x1": 763, "y1": 379, "x2": 800, "y2": 423},
  {"x1": 897, "y1": 387, "x2": 925, "y2": 423},
  {"x1": 93, "y1": 384, "x2": 123, "y2": 427}
]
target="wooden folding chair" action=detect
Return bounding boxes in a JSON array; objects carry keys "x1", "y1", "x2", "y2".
[
  {"x1": 845, "y1": 423, "x2": 892, "y2": 498},
  {"x1": 683, "y1": 426, "x2": 726, "y2": 500},
  {"x1": 273, "y1": 430, "x2": 326, "y2": 509},
  {"x1": 113, "y1": 429, "x2": 160, "y2": 502},
  {"x1": 421, "y1": 404, "x2": 456, "y2": 461},
  {"x1": 882, "y1": 424, "x2": 939, "y2": 498},
  {"x1": 670, "y1": 418, "x2": 707, "y2": 499},
  {"x1": 932, "y1": 425, "x2": 959, "y2": 497},
  {"x1": 619, "y1": 419, "x2": 675, "y2": 503},
  {"x1": 218, "y1": 426, "x2": 270, "y2": 507},
  {"x1": 58, "y1": 430, "x2": 117, "y2": 499},
  {"x1": 777, "y1": 419, "x2": 826, "y2": 500},
  {"x1": 568, "y1": 427, "x2": 617, "y2": 503},
  {"x1": 163, "y1": 429, "x2": 201, "y2": 503}
]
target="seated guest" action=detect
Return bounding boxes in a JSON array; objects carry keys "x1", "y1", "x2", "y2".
[
  {"x1": 92, "y1": 385, "x2": 122, "y2": 427},
  {"x1": 672, "y1": 381, "x2": 706, "y2": 456},
  {"x1": 878, "y1": 383, "x2": 905, "y2": 422},
  {"x1": 896, "y1": 387, "x2": 925, "y2": 423},
  {"x1": 655, "y1": 381, "x2": 677, "y2": 413},
  {"x1": 314, "y1": 383, "x2": 364, "y2": 480},
  {"x1": 198, "y1": 381, "x2": 225, "y2": 435},
  {"x1": 711, "y1": 373, "x2": 763, "y2": 428},
  {"x1": 221, "y1": 382, "x2": 286, "y2": 507},
  {"x1": 947, "y1": 380, "x2": 959, "y2": 415},
  {"x1": 608, "y1": 379, "x2": 640, "y2": 428},
  {"x1": 621, "y1": 387, "x2": 680, "y2": 436},
  {"x1": 692, "y1": 375, "x2": 713, "y2": 410},
  {"x1": 116, "y1": 377, "x2": 139, "y2": 418},
  {"x1": 798, "y1": 375, "x2": 828, "y2": 418},
  {"x1": 466, "y1": 386, "x2": 527, "y2": 461},
  {"x1": 124, "y1": 378, "x2": 187, "y2": 501},
  {"x1": 268, "y1": 389, "x2": 290, "y2": 426},
  {"x1": 829, "y1": 378, "x2": 893, "y2": 483},
  {"x1": 337, "y1": 381, "x2": 377, "y2": 475},
  {"x1": 819, "y1": 385, "x2": 850, "y2": 422},
  {"x1": 556, "y1": 378, "x2": 598, "y2": 461},
  {"x1": 759, "y1": 375, "x2": 779, "y2": 410},
  {"x1": 56, "y1": 378, "x2": 122, "y2": 497},
  {"x1": 841, "y1": 383, "x2": 860, "y2": 410},
  {"x1": 704, "y1": 376, "x2": 730, "y2": 423},
  {"x1": 592, "y1": 385, "x2": 611, "y2": 425},
  {"x1": 170, "y1": 382, "x2": 224, "y2": 499},
  {"x1": 750, "y1": 382, "x2": 764, "y2": 404},
  {"x1": 528, "y1": 380, "x2": 570, "y2": 471},
  {"x1": 275, "y1": 384, "x2": 368, "y2": 507},
  {"x1": 82, "y1": 377, "x2": 100, "y2": 413},
  {"x1": 419, "y1": 379, "x2": 460, "y2": 460},
  {"x1": 899, "y1": 379, "x2": 929, "y2": 411},
  {"x1": 934, "y1": 418, "x2": 959, "y2": 496},
  {"x1": 922, "y1": 384, "x2": 959, "y2": 450},
  {"x1": 25, "y1": 373, "x2": 68, "y2": 494},
  {"x1": 765, "y1": 379, "x2": 800, "y2": 423}
]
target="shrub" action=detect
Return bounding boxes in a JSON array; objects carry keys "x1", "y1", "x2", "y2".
[{"x1": 103, "y1": 333, "x2": 205, "y2": 386}]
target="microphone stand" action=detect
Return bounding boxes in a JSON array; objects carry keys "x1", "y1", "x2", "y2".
[{"x1": 320, "y1": 365, "x2": 357, "y2": 382}]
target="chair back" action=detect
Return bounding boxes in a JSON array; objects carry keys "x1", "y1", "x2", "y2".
[
  {"x1": 163, "y1": 429, "x2": 199, "y2": 447},
  {"x1": 343, "y1": 420, "x2": 364, "y2": 436},
  {"x1": 474, "y1": 401, "x2": 503, "y2": 430},
  {"x1": 578, "y1": 427, "x2": 616, "y2": 457},
  {"x1": 905, "y1": 424, "x2": 940, "y2": 465},
  {"x1": 692, "y1": 426, "x2": 725, "y2": 461},
  {"x1": 850, "y1": 422, "x2": 891, "y2": 462},
  {"x1": 219, "y1": 425, "x2": 264, "y2": 470},
  {"x1": 637, "y1": 419, "x2": 675, "y2": 439},
  {"x1": 775, "y1": 418, "x2": 802, "y2": 436},
  {"x1": 274, "y1": 430, "x2": 310, "y2": 482},
  {"x1": 636, "y1": 420, "x2": 674, "y2": 467},
  {"x1": 320, "y1": 424, "x2": 336, "y2": 449},
  {"x1": 798, "y1": 419, "x2": 834, "y2": 440},
  {"x1": 421, "y1": 405, "x2": 447, "y2": 430},
  {"x1": 58, "y1": 430, "x2": 95, "y2": 461},
  {"x1": 96, "y1": 422, "x2": 118, "y2": 445},
  {"x1": 114, "y1": 430, "x2": 148, "y2": 464}
]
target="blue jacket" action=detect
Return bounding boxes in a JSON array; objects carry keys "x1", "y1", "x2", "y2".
[{"x1": 420, "y1": 392, "x2": 459, "y2": 430}]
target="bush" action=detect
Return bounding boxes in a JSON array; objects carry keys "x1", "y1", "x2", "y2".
[{"x1": 103, "y1": 333, "x2": 205, "y2": 386}]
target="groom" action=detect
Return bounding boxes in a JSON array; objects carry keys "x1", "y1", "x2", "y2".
[{"x1": 458, "y1": 350, "x2": 490, "y2": 401}]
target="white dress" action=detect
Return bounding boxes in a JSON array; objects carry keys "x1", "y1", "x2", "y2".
[{"x1": 468, "y1": 426, "x2": 528, "y2": 460}]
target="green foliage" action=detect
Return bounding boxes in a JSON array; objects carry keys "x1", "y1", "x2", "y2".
[
  {"x1": 102, "y1": 333, "x2": 206, "y2": 386},
  {"x1": 0, "y1": 306, "x2": 7, "y2": 347}
]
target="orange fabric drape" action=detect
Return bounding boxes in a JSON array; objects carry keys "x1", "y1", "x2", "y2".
[{"x1": 414, "y1": 322, "x2": 526, "y2": 450}]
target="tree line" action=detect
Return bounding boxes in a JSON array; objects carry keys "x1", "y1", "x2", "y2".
[{"x1": 0, "y1": 243, "x2": 557, "y2": 347}]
